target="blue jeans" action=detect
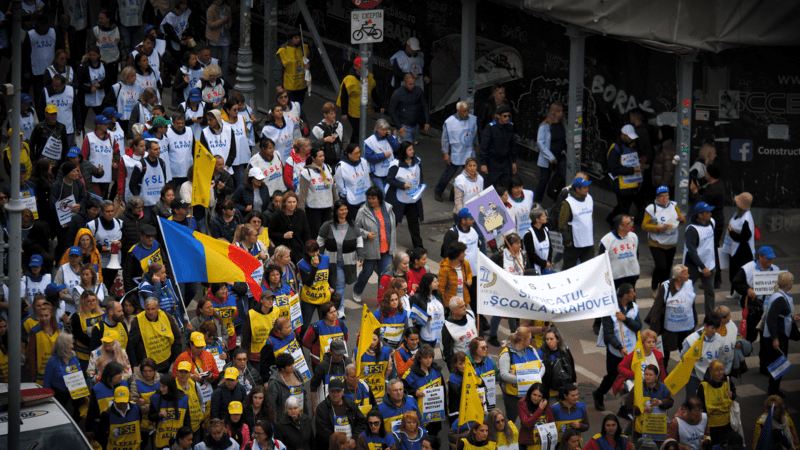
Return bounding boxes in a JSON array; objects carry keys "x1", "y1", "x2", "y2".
[
  {"x1": 232, "y1": 164, "x2": 247, "y2": 189},
  {"x1": 353, "y1": 253, "x2": 392, "y2": 296},
  {"x1": 400, "y1": 124, "x2": 419, "y2": 143},
  {"x1": 488, "y1": 316, "x2": 519, "y2": 338},
  {"x1": 119, "y1": 26, "x2": 142, "y2": 55},
  {"x1": 434, "y1": 163, "x2": 461, "y2": 194},
  {"x1": 371, "y1": 176, "x2": 385, "y2": 192},
  {"x1": 209, "y1": 44, "x2": 230, "y2": 80},
  {"x1": 534, "y1": 159, "x2": 566, "y2": 203},
  {"x1": 333, "y1": 260, "x2": 347, "y2": 315}
]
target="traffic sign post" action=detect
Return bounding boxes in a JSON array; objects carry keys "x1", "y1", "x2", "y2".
[{"x1": 351, "y1": 9, "x2": 383, "y2": 149}]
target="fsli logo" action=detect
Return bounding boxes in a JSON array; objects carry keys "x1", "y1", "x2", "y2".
[{"x1": 731, "y1": 139, "x2": 754, "y2": 162}]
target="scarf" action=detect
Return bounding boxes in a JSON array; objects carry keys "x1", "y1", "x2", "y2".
[
  {"x1": 203, "y1": 432, "x2": 233, "y2": 450},
  {"x1": 772, "y1": 414, "x2": 795, "y2": 449},
  {"x1": 208, "y1": 110, "x2": 224, "y2": 133},
  {"x1": 305, "y1": 161, "x2": 331, "y2": 187}
]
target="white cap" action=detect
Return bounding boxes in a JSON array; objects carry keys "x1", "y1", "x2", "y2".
[
  {"x1": 621, "y1": 124, "x2": 639, "y2": 139},
  {"x1": 407, "y1": 37, "x2": 421, "y2": 51},
  {"x1": 248, "y1": 167, "x2": 266, "y2": 181}
]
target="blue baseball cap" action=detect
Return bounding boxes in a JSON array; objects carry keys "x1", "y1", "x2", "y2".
[
  {"x1": 457, "y1": 208, "x2": 473, "y2": 219},
  {"x1": 67, "y1": 147, "x2": 81, "y2": 158},
  {"x1": 102, "y1": 107, "x2": 123, "y2": 119},
  {"x1": 758, "y1": 246, "x2": 776, "y2": 259},
  {"x1": 189, "y1": 88, "x2": 202, "y2": 101},
  {"x1": 29, "y1": 254, "x2": 43, "y2": 267},
  {"x1": 45, "y1": 283, "x2": 67, "y2": 297},
  {"x1": 695, "y1": 202, "x2": 714, "y2": 213},
  {"x1": 572, "y1": 178, "x2": 592, "y2": 188},
  {"x1": 20, "y1": 93, "x2": 33, "y2": 104},
  {"x1": 656, "y1": 186, "x2": 669, "y2": 195},
  {"x1": 144, "y1": 25, "x2": 155, "y2": 34},
  {"x1": 68, "y1": 246, "x2": 81, "y2": 256},
  {"x1": 94, "y1": 115, "x2": 111, "y2": 125}
]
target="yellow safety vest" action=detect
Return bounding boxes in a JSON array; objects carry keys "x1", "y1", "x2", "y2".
[
  {"x1": 362, "y1": 359, "x2": 389, "y2": 401},
  {"x1": 34, "y1": 327, "x2": 60, "y2": 381},
  {"x1": 136, "y1": 311, "x2": 174, "y2": 365},
  {"x1": 96, "y1": 321, "x2": 129, "y2": 351},
  {"x1": 153, "y1": 394, "x2": 189, "y2": 448},
  {"x1": 178, "y1": 380, "x2": 205, "y2": 432},
  {"x1": 0, "y1": 347, "x2": 8, "y2": 383},
  {"x1": 4, "y1": 143, "x2": 32, "y2": 177},
  {"x1": 500, "y1": 347, "x2": 542, "y2": 396},
  {"x1": 300, "y1": 265, "x2": 331, "y2": 305},
  {"x1": 337, "y1": 74, "x2": 376, "y2": 119},
  {"x1": 495, "y1": 421, "x2": 519, "y2": 448},
  {"x1": 277, "y1": 44, "x2": 309, "y2": 91},
  {"x1": 249, "y1": 309, "x2": 279, "y2": 354},
  {"x1": 76, "y1": 311, "x2": 105, "y2": 361},
  {"x1": 138, "y1": 388, "x2": 158, "y2": 431},
  {"x1": 461, "y1": 439, "x2": 497, "y2": 450},
  {"x1": 702, "y1": 381, "x2": 732, "y2": 428}
]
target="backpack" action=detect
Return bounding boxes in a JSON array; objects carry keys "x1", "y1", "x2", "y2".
[
  {"x1": 547, "y1": 187, "x2": 569, "y2": 230},
  {"x1": 550, "y1": 355, "x2": 574, "y2": 391}
]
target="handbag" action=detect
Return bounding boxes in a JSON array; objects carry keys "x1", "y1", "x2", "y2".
[
  {"x1": 790, "y1": 321, "x2": 800, "y2": 341},
  {"x1": 729, "y1": 401, "x2": 745, "y2": 439},
  {"x1": 754, "y1": 224, "x2": 762, "y2": 240},
  {"x1": 739, "y1": 298, "x2": 748, "y2": 337},
  {"x1": 546, "y1": 172, "x2": 563, "y2": 201}
]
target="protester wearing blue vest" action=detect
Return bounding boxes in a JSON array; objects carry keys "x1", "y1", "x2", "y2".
[
  {"x1": 122, "y1": 224, "x2": 162, "y2": 292},
  {"x1": 302, "y1": 301, "x2": 349, "y2": 368},
  {"x1": 625, "y1": 364, "x2": 673, "y2": 448},
  {"x1": 379, "y1": 379, "x2": 422, "y2": 435},
  {"x1": 97, "y1": 386, "x2": 142, "y2": 450},
  {"x1": 310, "y1": 339, "x2": 350, "y2": 409},
  {"x1": 86, "y1": 362, "x2": 128, "y2": 437},
  {"x1": 43, "y1": 332, "x2": 89, "y2": 422},
  {"x1": 583, "y1": 414, "x2": 627, "y2": 450},
  {"x1": 550, "y1": 384, "x2": 590, "y2": 445},
  {"x1": 343, "y1": 363, "x2": 377, "y2": 416},
  {"x1": 148, "y1": 373, "x2": 193, "y2": 449},
  {"x1": 374, "y1": 289, "x2": 408, "y2": 350},
  {"x1": 359, "y1": 410, "x2": 397, "y2": 450},
  {"x1": 401, "y1": 344, "x2": 446, "y2": 436},
  {"x1": 138, "y1": 262, "x2": 187, "y2": 329}
]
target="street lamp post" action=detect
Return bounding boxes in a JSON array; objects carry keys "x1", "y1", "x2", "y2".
[{"x1": 235, "y1": 0, "x2": 256, "y2": 110}]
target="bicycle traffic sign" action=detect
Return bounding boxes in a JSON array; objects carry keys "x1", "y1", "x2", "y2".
[{"x1": 351, "y1": 9, "x2": 384, "y2": 44}]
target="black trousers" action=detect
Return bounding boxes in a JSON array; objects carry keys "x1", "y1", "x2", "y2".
[
  {"x1": 649, "y1": 246, "x2": 677, "y2": 291},
  {"x1": 348, "y1": 117, "x2": 362, "y2": 144},
  {"x1": 563, "y1": 245, "x2": 594, "y2": 270},
  {"x1": 306, "y1": 207, "x2": 332, "y2": 240},
  {"x1": 402, "y1": 202, "x2": 423, "y2": 249},
  {"x1": 597, "y1": 351, "x2": 624, "y2": 395},
  {"x1": 766, "y1": 334, "x2": 789, "y2": 394},
  {"x1": 607, "y1": 193, "x2": 635, "y2": 224}
]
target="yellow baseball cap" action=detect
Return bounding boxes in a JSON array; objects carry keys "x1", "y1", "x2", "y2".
[
  {"x1": 190, "y1": 332, "x2": 206, "y2": 348},
  {"x1": 177, "y1": 361, "x2": 192, "y2": 372},
  {"x1": 114, "y1": 386, "x2": 130, "y2": 403},
  {"x1": 228, "y1": 401, "x2": 243, "y2": 414},
  {"x1": 101, "y1": 329, "x2": 120, "y2": 343},
  {"x1": 45, "y1": 105, "x2": 58, "y2": 114},
  {"x1": 224, "y1": 367, "x2": 239, "y2": 380},
  {"x1": 7, "y1": 128, "x2": 22, "y2": 137}
]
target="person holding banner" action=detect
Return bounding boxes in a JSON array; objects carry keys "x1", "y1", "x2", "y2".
[
  {"x1": 344, "y1": 363, "x2": 378, "y2": 417},
  {"x1": 375, "y1": 289, "x2": 408, "y2": 350},
  {"x1": 624, "y1": 364, "x2": 673, "y2": 448},
  {"x1": 402, "y1": 344, "x2": 447, "y2": 435},
  {"x1": 409, "y1": 273, "x2": 445, "y2": 349},
  {"x1": 763, "y1": 271, "x2": 797, "y2": 398},
  {"x1": 393, "y1": 410, "x2": 429, "y2": 450},
  {"x1": 43, "y1": 332, "x2": 89, "y2": 422},
  {"x1": 499, "y1": 327, "x2": 543, "y2": 423},
  {"x1": 649, "y1": 265, "x2": 696, "y2": 369},
  {"x1": 593, "y1": 284, "x2": 640, "y2": 412},
  {"x1": 468, "y1": 337, "x2": 498, "y2": 411},
  {"x1": 315, "y1": 378, "x2": 368, "y2": 449},
  {"x1": 386, "y1": 142, "x2": 426, "y2": 250},
  {"x1": 583, "y1": 414, "x2": 627, "y2": 450},
  {"x1": 518, "y1": 382, "x2": 555, "y2": 450},
  {"x1": 523, "y1": 208, "x2": 553, "y2": 276}
]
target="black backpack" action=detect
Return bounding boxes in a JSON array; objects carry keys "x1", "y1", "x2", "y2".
[{"x1": 550, "y1": 355, "x2": 574, "y2": 391}]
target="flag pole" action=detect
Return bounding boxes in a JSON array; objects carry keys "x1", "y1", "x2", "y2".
[{"x1": 156, "y1": 216, "x2": 188, "y2": 314}]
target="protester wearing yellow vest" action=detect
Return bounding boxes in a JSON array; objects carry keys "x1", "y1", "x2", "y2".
[
  {"x1": 243, "y1": 291, "x2": 281, "y2": 367},
  {"x1": 27, "y1": 306, "x2": 61, "y2": 382},
  {"x1": 489, "y1": 409, "x2": 519, "y2": 450},
  {"x1": 499, "y1": 327, "x2": 544, "y2": 423},
  {"x1": 130, "y1": 359, "x2": 161, "y2": 435},
  {"x1": 97, "y1": 386, "x2": 142, "y2": 450},
  {"x1": 276, "y1": 31, "x2": 310, "y2": 94},
  {"x1": 459, "y1": 422, "x2": 497, "y2": 450},
  {"x1": 176, "y1": 361, "x2": 209, "y2": 434},
  {"x1": 90, "y1": 300, "x2": 129, "y2": 356},
  {"x1": 336, "y1": 57, "x2": 384, "y2": 144},
  {"x1": 129, "y1": 298, "x2": 181, "y2": 373},
  {"x1": 147, "y1": 373, "x2": 192, "y2": 448},
  {"x1": 697, "y1": 360, "x2": 735, "y2": 444}
]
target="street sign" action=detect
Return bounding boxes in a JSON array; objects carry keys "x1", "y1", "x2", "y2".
[
  {"x1": 351, "y1": 9, "x2": 384, "y2": 44},
  {"x1": 351, "y1": 0, "x2": 382, "y2": 9}
]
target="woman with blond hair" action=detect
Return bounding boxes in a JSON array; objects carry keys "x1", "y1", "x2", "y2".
[
  {"x1": 535, "y1": 102, "x2": 567, "y2": 202},
  {"x1": 723, "y1": 192, "x2": 755, "y2": 298},
  {"x1": 498, "y1": 326, "x2": 543, "y2": 423},
  {"x1": 111, "y1": 66, "x2": 142, "y2": 132},
  {"x1": 70, "y1": 289, "x2": 105, "y2": 371},
  {"x1": 127, "y1": 86, "x2": 160, "y2": 136},
  {"x1": 234, "y1": 224, "x2": 269, "y2": 265},
  {"x1": 87, "y1": 327, "x2": 133, "y2": 383},
  {"x1": 195, "y1": 63, "x2": 226, "y2": 108},
  {"x1": 689, "y1": 143, "x2": 716, "y2": 189}
]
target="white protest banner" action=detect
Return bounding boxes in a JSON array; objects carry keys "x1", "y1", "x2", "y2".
[
  {"x1": 56, "y1": 194, "x2": 76, "y2": 226},
  {"x1": 621, "y1": 152, "x2": 643, "y2": 184},
  {"x1": 536, "y1": 422, "x2": 559, "y2": 450},
  {"x1": 478, "y1": 252, "x2": 618, "y2": 321},
  {"x1": 418, "y1": 382, "x2": 445, "y2": 423},
  {"x1": 753, "y1": 271, "x2": 784, "y2": 296}
]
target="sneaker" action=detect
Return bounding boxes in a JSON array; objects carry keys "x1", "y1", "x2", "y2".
[
  {"x1": 487, "y1": 336, "x2": 501, "y2": 347},
  {"x1": 434, "y1": 192, "x2": 444, "y2": 202},
  {"x1": 726, "y1": 292, "x2": 738, "y2": 299},
  {"x1": 353, "y1": 293, "x2": 362, "y2": 303},
  {"x1": 592, "y1": 390, "x2": 605, "y2": 411},
  {"x1": 338, "y1": 310, "x2": 346, "y2": 320}
]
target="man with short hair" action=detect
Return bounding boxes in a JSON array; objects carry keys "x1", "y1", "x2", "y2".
[
  {"x1": 166, "y1": 114, "x2": 194, "y2": 187},
  {"x1": 606, "y1": 124, "x2": 642, "y2": 226},
  {"x1": 377, "y1": 379, "x2": 421, "y2": 434},
  {"x1": 680, "y1": 313, "x2": 723, "y2": 405},
  {"x1": 122, "y1": 224, "x2": 162, "y2": 292},
  {"x1": 389, "y1": 37, "x2": 428, "y2": 89},
  {"x1": 314, "y1": 378, "x2": 367, "y2": 449},
  {"x1": 343, "y1": 363, "x2": 377, "y2": 415},
  {"x1": 29, "y1": 104, "x2": 69, "y2": 165},
  {"x1": 559, "y1": 177, "x2": 594, "y2": 270},
  {"x1": 388, "y1": 73, "x2": 430, "y2": 145},
  {"x1": 127, "y1": 33, "x2": 163, "y2": 79},
  {"x1": 210, "y1": 367, "x2": 247, "y2": 419},
  {"x1": 22, "y1": 11, "x2": 56, "y2": 106},
  {"x1": 479, "y1": 106, "x2": 516, "y2": 189},
  {"x1": 690, "y1": 163, "x2": 725, "y2": 288},
  {"x1": 248, "y1": 137, "x2": 283, "y2": 196},
  {"x1": 195, "y1": 44, "x2": 219, "y2": 68},
  {"x1": 310, "y1": 339, "x2": 351, "y2": 408},
  {"x1": 683, "y1": 202, "x2": 717, "y2": 316},
  {"x1": 168, "y1": 199, "x2": 197, "y2": 231},
  {"x1": 599, "y1": 214, "x2": 640, "y2": 289},
  {"x1": 91, "y1": 300, "x2": 129, "y2": 354},
  {"x1": 87, "y1": 200, "x2": 124, "y2": 290},
  {"x1": 666, "y1": 396, "x2": 710, "y2": 450},
  {"x1": 41, "y1": 75, "x2": 80, "y2": 146},
  {"x1": 442, "y1": 296, "x2": 477, "y2": 371},
  {"x1": 129, "y1": 140, "x2": 169, "y2": 218},
  {"x1": 213, "y1": 155, "x2": 236, "y2": 202},
  {"x1": 435, "y1": 101, "x2": 478, "y2": 202},
  {"x1": 143, "y1": 117, "x2": 172, "y2": 178}
]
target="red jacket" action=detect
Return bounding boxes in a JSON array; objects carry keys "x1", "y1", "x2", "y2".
[
  {"x1": 283, "y1": 149, "x2": 304, "y2": 191},
  {"x1": 406, "y1": 266, "x2": 426, "y2": 295},
  {"x1": 518, "y1": 396, "x2": 555, "y2": 445},
  {"x1": 612, "y1": 348, "x2": 666, "y2": 396}
]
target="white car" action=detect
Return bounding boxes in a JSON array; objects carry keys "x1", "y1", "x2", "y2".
[{"x1": 0, "y1": 383, "x2": 92, "y2": 450}]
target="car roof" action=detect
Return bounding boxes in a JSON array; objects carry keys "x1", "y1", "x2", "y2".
[{"x1": 0, "y1": 383, "x2": 75, "y2": 435}]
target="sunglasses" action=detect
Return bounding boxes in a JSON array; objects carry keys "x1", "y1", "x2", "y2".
[{"x1": 368, "y1": 421, "x2": 381, "y2": 426}]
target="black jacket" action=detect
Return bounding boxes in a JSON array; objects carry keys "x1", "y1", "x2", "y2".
[
  {"x1": 310, "y1": 352, "x2": 351, "y2": 392},
  {"x1": 210, "y1": 213, "x2": 243, "y2": 242},
  {"x1": 314, "y1": 395, "x2": 367, "y2": 449},
  {"x1": 441, "y1": 224, "x2": 486, "y2": 260},
  {"x1": 691, "y1": 180, "x2": 725, "y2": 228},
  {"x1": 274, "y1": 413, "x2": 315, "y2": 450},
  {"x1": 479, "y1": 121, "x2": 517, "y2": 165},
  {"x1": 120, "y1": 209, "x2": 146, "y2": 265},
  {"x1": 268, "y1": 209, "x2": 311, "y2": 265},
  {"x1": 29, "y1": 121, "x2": 69, "y2": 162},
  {"x1": 232, "y1": 184, "x2": 271, "y2": 217},
  {"x1": 388, "y1": 85, "x2": 429, "y2": 128}
]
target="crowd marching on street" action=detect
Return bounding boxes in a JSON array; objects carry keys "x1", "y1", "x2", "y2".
[{"x1": 0, "y1": 2, "x2": 798, "y2": 450}]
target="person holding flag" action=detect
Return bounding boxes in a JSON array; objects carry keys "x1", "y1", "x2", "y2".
[
  {"x1": 752, "y1": 395, "x2": 799, "y2": 450},
  {"x1": 666, "y1": 313, "x2": 722, "y2": 405},
  {"x1": 624, "y1": 363, "x2": 673, "y2": 448},
  {"x1": 458, "y1": 350, "x2": 485, "y2": 428}
]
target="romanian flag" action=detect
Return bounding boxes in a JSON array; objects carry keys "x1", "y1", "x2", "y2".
[
  {"x1": 460, "y1": 357, "x2": 485, "y2": 425},
  {"x1": 664, "y1": 332, "x2": 705, "y2": 395},
  {"x1": 355, "y1": 304, "x2": 382, "y2": 377},
  {"x1": 158, "y1": 217, "x2": 262, "y2": 299},
  {"x1": 631, "y1": 332, "x2": 646, "y2": 411},
  {"x1": 192, "y1": 140, "x2": 215, "y2": 207}
]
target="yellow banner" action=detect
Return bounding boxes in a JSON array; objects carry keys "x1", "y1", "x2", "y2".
[
  {"x1": 355, "y1": 304, "x2": 382, "y2": 377},
  {"x1": 191, "y1": 140, "x2": 215, "y2": 207},
  {"x1": 459, "y1": 357, "x2": 485, "y2": 425},
  {"x1": 632, "y1": 331, "x2": 646, "y2": 411},
  {"x1": 664, "y1": 332, "x2": 705, "y2": 395}
]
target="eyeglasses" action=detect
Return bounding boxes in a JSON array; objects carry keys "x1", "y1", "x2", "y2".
[
  {"x1": 495, "y1": 419, "x2": 506, "y2": 424},
  {"x1": 368, "y1": 421, "x2": 381, "y2": 426},
  {"x1": 0, "y1": 196, "x2": 8, "y2": 200},
  {"x1": 252, "y1": 430, "x2": 265, "y2": 436}
]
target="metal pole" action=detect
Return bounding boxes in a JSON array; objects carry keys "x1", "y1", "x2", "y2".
[
  {"x1": 7, "y1": 1, "x2": 24, "y2": 448},
  {"x1": 235, "y1": 0, "x2": 256, "y2": 110},
  {"x1": 263, "y1": 0, "x2": 277, "y2": 109},
  {"x1": 676, "y1": 53, "x2": 696, "y2": 253},
  {"x1": 295, "y1": 0, "x2": 340, "y2": 96},
  {"x1": 358, "y1": 44, "x2": 370, "y2": 149},
  {"x1": 565, "y1": 25, "x2": 587, "y2": 184},
  {"x1": 459, "y1": 0, "x2": 476, "y2": 113}
]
